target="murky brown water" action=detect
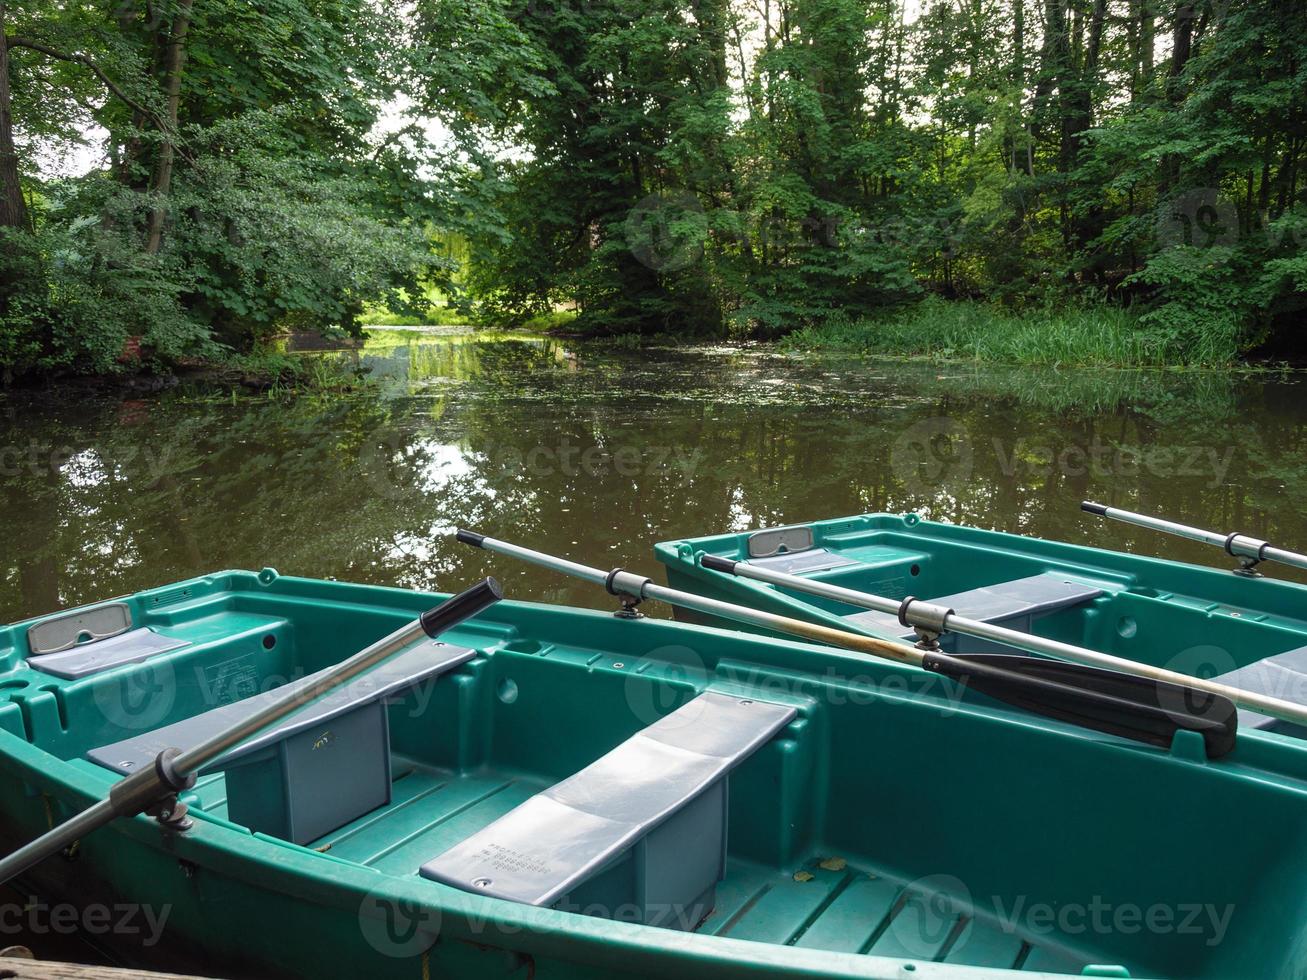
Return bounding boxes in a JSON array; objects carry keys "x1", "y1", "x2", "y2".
[{"x1": 4, "y1": 328, "x2": 1307, "y2": 626}]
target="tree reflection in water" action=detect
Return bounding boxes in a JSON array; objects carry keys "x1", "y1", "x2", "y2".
[{"x1": 2, "y1": 332, "x2": 1304, "y2": 622}]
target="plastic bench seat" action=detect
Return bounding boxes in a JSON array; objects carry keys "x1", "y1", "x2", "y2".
[
  {"x1": 421, "y1": 691, "x2": 796, "y2": 929},
  {"x1": 28, "y1": 628, "x2": 192, "y2": 679},
  {"x1": 24, "y1": 601, "x2": 194, "y2": 679},
  {"x1": 843, "y1": 573, "x2": 1103, "y2": 647},
  {"x1": 88, "y1": 639, "x2": 476, "y2": 844},
  {"x1": 747, "y1": 549, "x2": 861, "y2": 575}
]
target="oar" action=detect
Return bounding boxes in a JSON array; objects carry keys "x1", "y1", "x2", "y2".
[
  {"x1": 0, "y1": 578, "x2": 503, "y2": 888},
  {"x1": 456, "y1": 531, "x2": 1237, "y2": 758},
  {"x1": 1082, "y1": 500, "x2": 1307, "y2": 577},
  {"x1": 695, "y1": 551, "x2": 1307, "y2": 732}
]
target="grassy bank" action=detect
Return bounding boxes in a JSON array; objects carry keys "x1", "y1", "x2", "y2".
[
  {"x1": 780, "y1": 298, "x2": 1242, "y2": 368},
  {"x1": 358, "y1": 306, "x2": 469, "y2": 327}
]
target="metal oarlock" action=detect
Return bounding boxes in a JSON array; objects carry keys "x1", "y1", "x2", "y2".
[
  {"x1": 605, "y1": 568, "x2": 650, "y2": 619},
  {"x1": 896, "y1": 597, "x2": 953, "y2": 651},
  {"x1": 107, "y1": 746, "x2": 198, "y2": 833},
  {"x1": 1225, "y1": 532, "x2": 1270, "y2": 577}
]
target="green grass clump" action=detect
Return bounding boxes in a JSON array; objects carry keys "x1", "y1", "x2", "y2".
[
  {"x1": 781, "y1": 297, "x2": 1241, "y2": 368},
  {"x1": 222, "y1": 351, "x2": 374, "y2": 396},
  {"x1": 359, "y1": 305, "x2": 469, "y2": 327},
  {"x1": 518, "y1": 309, "x2": 581, "y2": 332}
]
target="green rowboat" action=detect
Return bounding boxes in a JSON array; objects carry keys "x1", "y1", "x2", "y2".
[
  {"x1": 656, "y1": 511, "x2": 1307, "y2": 741},
  {"x1": 2, "y1": 569, "x2": 1306, "y2": 978}
]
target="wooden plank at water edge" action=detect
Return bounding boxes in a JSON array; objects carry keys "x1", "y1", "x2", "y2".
[{"x1": 0, "y1": 955, "x2": 222, "y2": 980}]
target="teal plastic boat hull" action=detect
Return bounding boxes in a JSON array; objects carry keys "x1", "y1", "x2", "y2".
[{"x1": 2, "y1": 569, "x2": 1307, "y2": 978}]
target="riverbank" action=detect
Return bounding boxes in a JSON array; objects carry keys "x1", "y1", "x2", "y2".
[
  {"x1": 0, "y1": 298, "x2": 1275, "y2": 401},
  {"x1": 777, "y1": 297, "x2": 1245, "y2": 369}
]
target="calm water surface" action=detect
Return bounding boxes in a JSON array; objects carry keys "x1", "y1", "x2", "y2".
[{"x1": 3, "y1": 327, "x2": 1306, "y2": 624}]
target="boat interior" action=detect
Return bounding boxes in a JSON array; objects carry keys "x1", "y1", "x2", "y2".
[
  {"x1": 3, "y1": 569, "x2": 1307, "y2": 978},
  {"x1": 660, "y1": 514, "x2": 1307, "y2": 737}
]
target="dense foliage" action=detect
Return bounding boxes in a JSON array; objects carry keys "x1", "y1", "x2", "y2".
[
  {"x1": 2, "y1": 0, "x2": 1306, "y2": 376},
  {"x1": 0, "y1": 0, "x2": 436, "y2": 378}
]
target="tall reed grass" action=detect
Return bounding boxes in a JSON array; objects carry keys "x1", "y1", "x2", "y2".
[{"x1": 781, "y1": 297, "x2": 1241, "y2": 367}]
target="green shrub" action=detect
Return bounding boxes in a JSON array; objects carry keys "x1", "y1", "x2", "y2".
[{"x1": 0, "y1": 194, "x2": 217, "y2": 380}]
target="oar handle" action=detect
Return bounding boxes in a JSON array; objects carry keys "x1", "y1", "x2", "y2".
[
  {"x1": 421, "y1": 577, "x2": 502, "y2": 637},
  {"x1": 0, "y1": 578, "x2": 503, "y2": 888},
  {"x1": 700, "y1": 554, "x2": 738, "y2": 574}
]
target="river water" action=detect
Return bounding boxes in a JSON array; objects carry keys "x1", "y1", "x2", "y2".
[{"x1": 3, "y1": 327, "x2": 1306, "y2": 624}]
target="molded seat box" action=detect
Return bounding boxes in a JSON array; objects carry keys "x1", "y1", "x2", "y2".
[
  {"x1": 422, "y1": 691, "x2": 796, "y2": 929},
  {"x1": 89, "y1": 640, "x2": 476, "y2": 845},
  {"x1": 221, "y1": 700, "x2": 392, "y2": 845}
]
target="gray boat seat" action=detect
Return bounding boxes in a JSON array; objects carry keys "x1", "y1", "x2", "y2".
[
  {"x1": 844, "y1": 573, "x2": 1104, "y2": 652},
  {"x1": 88, "y1": 639, "x2": 477, "y2": 845},
  {"x1": 28, "y1": 628, "x2": 192, "y2": 680},
  {"x1": 743, "y1": 525, "x2": 861, "y2": 574},
  {"x1": 748, "y1": 549, "x2": 861, "y2": 575},
  {"x1": 24, "y1": 601, "x2": 192, "y2": 679},
  {"x1": 1215, "y1": 645, "x2": 1307, "y2": 738},
  {"x1": 741, "y1": 525, "x2": 928, "y2": 576},
  {"x1": 422, "y1": 691, "x2": 796, "y2": 929}
]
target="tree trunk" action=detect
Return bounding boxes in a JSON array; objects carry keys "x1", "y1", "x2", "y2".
[
  {"x1": 115, "y1": 0, "x2": 150, "y2": 188},
  {"x1": 144, "y1": 0, "x2": 194, "y2": 254},
  {"x1": 1140, "y1": 0, "x2": 1154, "y2": 81},
  {"x1": 691, "y1": 0, "x2": 729, "y2": 89},
  {"x1": 0, "y1": 0, "x2": 30, "y2": 230},
  {"x1": 1170, "y1": 3, "x2": 1194, "y2": 86},
  {"x1": 1159, "y1": 2, "x2": 1195, "y2": 193}
]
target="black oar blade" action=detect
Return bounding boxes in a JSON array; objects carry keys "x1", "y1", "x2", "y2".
[{"x1": 924, "y1": 653, "x2": 1238, "y2": 759}]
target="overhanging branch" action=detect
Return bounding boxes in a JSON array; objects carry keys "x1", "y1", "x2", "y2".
[{"x1": 6, "y1": 35, "x2": 172, "y2": 136}]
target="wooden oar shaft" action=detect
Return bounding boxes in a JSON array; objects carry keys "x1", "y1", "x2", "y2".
[
  {"x1": 706, "y1": 551, "x2": 1307, "y2": 730},
  {"x1": 460, "y1": 530, "x2": 927, "y2": 666},
  {"x1": 458, "y1": 531, "x2": 1240, "y2": 757},
  {"x1": 644, "y1": 579, "x2": 927, "y2": 668}
]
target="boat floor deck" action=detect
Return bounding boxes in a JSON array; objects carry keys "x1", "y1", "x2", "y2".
[{"x1": 189, "y1": 760, "x2": 1106, "y2": 974}]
